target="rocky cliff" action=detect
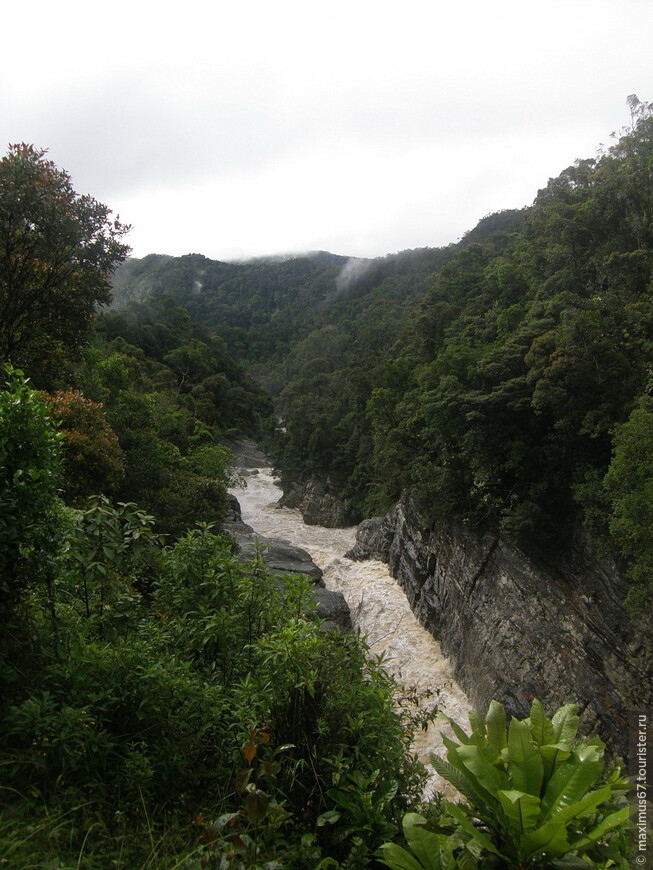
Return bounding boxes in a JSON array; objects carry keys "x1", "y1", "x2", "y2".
[
  {"x1": 278, "y1": 473, "x2": 358, "y2": 528},
  {"x1": 347, "y1": 493, "x2": 651, "y2": 759}
]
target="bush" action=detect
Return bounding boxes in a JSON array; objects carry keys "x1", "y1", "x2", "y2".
[
  {"x1": 0, "y1": 365, "x2": 63, "y2": 620},
  {"x1": 1, "y1": 521, "x2": 429, "y2": 867},
  {"x1": 40, "y1": 388, "x2": 125, "y2": 501}
]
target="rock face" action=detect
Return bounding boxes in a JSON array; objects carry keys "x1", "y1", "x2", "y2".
[
  {"x1": 279, "y1": 475, "x2": 356, "y2": 528},
  {"x1": 347, "y1": 493, "x2": 652, "y2": 759},
  {"x1": 226, "y1": 438, "x2": 269, "y2": 469},
  {"x1": 224, "y1": 493, "x2": 351, "y2": 631}
]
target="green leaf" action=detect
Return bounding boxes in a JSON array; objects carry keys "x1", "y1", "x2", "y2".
[
  {"x1": 326, "y1": 788, "x2": 358, "y2": 813},
  {"x1": 550, "y1": 704, "x2": 579, "y2": 746},
  {"x1": 316, "y1": 810, "x2": 341, "y2": 826},
  {"x1": 547, "y1": 785, "x2": 611, "y2": 827},
  {"x1": 519, "y1": 820, "x2": 571, "y2": 857},
  {"x1": 497, "y1": 789, "x2": 541, "y2": 834},
  {"x1": 485, "y1": 700, "x2": 507, "y2": 757},
  {"x1": 440, "y1": 714, "x2": 472, "y2": 745},
  {"x1": 374, "y1": 777, "x2": 399, "y2": 807},
  {"x1": 541, "y1": 745, "x2": 603, "y2": 821},
  {"x1": 403, "y1": 823, "x2": 456, "y2": 870},
  {"x1": 377, "y1": 842, "x2": 424, "y2": 870},
  {"x1": 528, "y1": 699, "x2": 554, "y2": 746},
  {"x1": 467, "y1": 709, "x2": 487, "y2": 742},
  {"x1": 443, "y1": 801, "x2": 507, "y2": 860},
  {"x1": 402, "y1": 813, "x2": 428, "y2": 828},
  {"x1": 540, "y1": 744, "x2": 572, "y2": 781},
  {"x1": 547, "y1": 858, "x2": 591, "y2": 869},
  {"x1": 507, "y1": 718, "x2": 544, "y2": 796},
  {"x1": 456, "y1": 744, "x2": 508, "y2": 800},
  {"x1": 244, "y1": 788, "x2": 270, "y2": 822},
  {"x1": 429, "y1": 754, "x2": 491, "y2": 809},
  {"x1": 568, "y1": 806, "x2": 629, "y2": 853},
  {"x1": 455, "y1": 847, "x2": 478, "y2": 870}
]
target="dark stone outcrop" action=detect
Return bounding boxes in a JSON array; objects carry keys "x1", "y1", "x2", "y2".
[
  {"x1": 279, "y1": 474, "x2": 357, "y2": 528},
  {"x1": 236, "y1": 534, "x2": 325, "y2": 586},
  {"x1": 347, "y1": 493, "x2": 652, "y2": 759},
  {"x1": 226, "y1": 438, "x2": 269, "y2": 469},
  {"x1": 224, "y1": 492, "x2": 251, "y2": 527},
  {"x1": 224, "y1": 494, "x2": 351, "y2": 631},
  {"x1": 312, "y1": 589, "x2": 352, "y2": 632}
]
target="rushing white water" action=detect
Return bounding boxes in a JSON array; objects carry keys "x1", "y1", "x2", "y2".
[{"x1": 231, "y1": 467, "x2": 471, "y2": 799}]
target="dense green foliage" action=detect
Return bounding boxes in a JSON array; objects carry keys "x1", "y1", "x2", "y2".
[
  {"x1": 44, "y1": 294, "x2": 275, "y2": 535},
  {"x1": 364, "y1": 101, "x2": 653, "y2": 554},
  {"x1": 0, "y1": 365, "x2": 63, "y2": 620},
  {"x1": 603, "y1": 397, "x2": 653, "y2": 602},
  {"x1": 378, "y1": 700, "x2": 629, "y2": 869},
  {"x1": 0, "y1": 372, "x2": 427, "y2": 867}
]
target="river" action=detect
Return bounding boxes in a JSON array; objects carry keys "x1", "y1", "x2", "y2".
[{"x1": 231, "y1": 466, "x2": 471, "y2": 799}]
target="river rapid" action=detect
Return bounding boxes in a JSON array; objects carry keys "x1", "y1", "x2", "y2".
[{"x1": 231, "y1": 467, "x2": 471, "y2": 799}]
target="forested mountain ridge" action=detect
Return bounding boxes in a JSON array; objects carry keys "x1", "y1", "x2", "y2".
[
  {"x1": 357, "y1": 101, "x2": 653, "y2": 582},
  {"x1": 109, "y1": 243, "x2": 463, "y2": 396}
]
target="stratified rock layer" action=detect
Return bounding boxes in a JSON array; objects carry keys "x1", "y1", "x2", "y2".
[{"x1": 347, "y1": 493, "x2": 652, "y2": 759}]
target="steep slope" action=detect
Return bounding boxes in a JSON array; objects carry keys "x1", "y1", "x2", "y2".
[{"x1": 348, "y1": 494, "x2": 648, "y2": 759}]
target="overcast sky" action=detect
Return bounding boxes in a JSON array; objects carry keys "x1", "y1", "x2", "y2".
[{"x1": 2, "y1": 0, "x2": 651, "y2": 261}]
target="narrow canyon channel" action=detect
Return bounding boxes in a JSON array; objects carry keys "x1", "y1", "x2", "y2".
[{"x1": 230, "y1": 465, "x2": 471, "y2": 799}]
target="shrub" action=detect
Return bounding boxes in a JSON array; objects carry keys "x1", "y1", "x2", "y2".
[
  {"x1": 0, "y1": 365, "x2": 63, "y2": 620},
  {"x1": 378, "y1": 699, "x2": 629, "y2": 870}
]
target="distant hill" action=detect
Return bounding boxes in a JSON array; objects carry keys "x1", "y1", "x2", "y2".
[{"x1": 109, "y1": 243, "x2": 459, "y2": 392}]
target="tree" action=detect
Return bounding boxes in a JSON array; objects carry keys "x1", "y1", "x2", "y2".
[
  {"x1": 0, "y1": 144, "x2": 130, "y2": 377},
  {"x1": 41, "y1": 389, "x2": 125, "y2": 502},
  {"x1": 603, "y1": 396, "x2": 653, "y2": 607}
]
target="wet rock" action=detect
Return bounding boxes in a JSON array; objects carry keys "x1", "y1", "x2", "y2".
[
  {"x1": 223, "y1": 492, "x2": 254, "y2": 536},
  {"x1": 225, "y1": 438, "x2": 268, "y2": 469},
  {"x1": 349, "y1": 492, "x2": 652, "y2": 759},
  {"x1": 279, "y1": 475, "x2": 356, "y2": 528},
  {"x1": 345, "y1": 517, "x2": 394, "y2": 560},
  {"x1": 223, "y1": 495, "x2": 352, "y2": 632},
  {"x1": 225, "y1": 492, "x2": 244, "y2": 523},
  {"x1": 235, "y1": 534, "x2": 325, "y2": 586},
  {"x1": 313, "y1": 588, "x2": 352, "y2": 631}
]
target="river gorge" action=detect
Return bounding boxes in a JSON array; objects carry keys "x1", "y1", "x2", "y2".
[
  {"x1": 228, "y1": 444, "x2": 650, "y2": 765},
  {"x1": 229, "y1": 459, "x2": 471, "y2": 798}
]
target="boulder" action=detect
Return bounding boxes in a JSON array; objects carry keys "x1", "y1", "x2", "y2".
[
  {"x1": 235, "y1": 533, "x2": 325, "y2": 586},
  {"x1": 312, "y1": 589, "x2": 352, "y2": 632}
]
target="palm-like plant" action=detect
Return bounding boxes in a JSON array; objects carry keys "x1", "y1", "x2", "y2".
[{"x1": 378, "y1": 699, "x2": 629, "y2": 869}]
